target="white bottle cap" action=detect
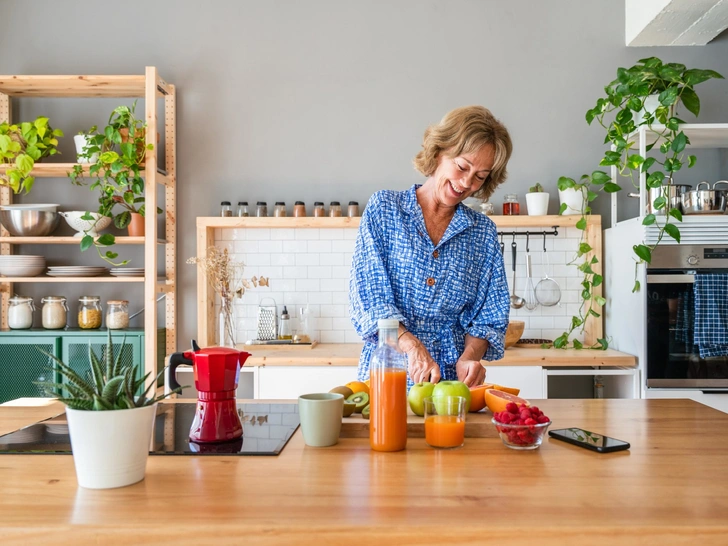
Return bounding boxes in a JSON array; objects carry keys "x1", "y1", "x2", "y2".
[{"x1": 377, "y1": 318, "x2": 400, "y2": 329}]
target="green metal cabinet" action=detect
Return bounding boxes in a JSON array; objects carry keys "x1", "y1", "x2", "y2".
[{"x1": 0, "y1": 329, "x2": 146, "y2": 404}]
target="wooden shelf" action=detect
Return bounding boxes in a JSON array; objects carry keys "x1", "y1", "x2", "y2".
[
  {"x1": 0, "y1": 276, "x2": 144, "y2": 283},
  {"x1": 0, "y1": 237, "x2": 167, "y2": 245},
  {"x1": 0, "y1": 75, "x2": 171, "y2": 98},
  {"x1": 197, "y1": 214, "x2": 597, "y2": 230},
  {"x1": 0, "y1": 163, "x2": 170, "y2": 180}
]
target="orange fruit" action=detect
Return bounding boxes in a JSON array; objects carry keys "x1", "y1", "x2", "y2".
[
  {"x1": 468, "y1": 385, "x2": 489, "y2": 412},
  {"x1": 364, "y1": 379, "x2": 370, "y2": 388},
  {"x1": 483, "y1": 383, "x2": 521, "y2": 396},
  {"x1": 484, "y1": 389, "x2": 530, "y2": 414},
  {"x1": 346, "y1": 381, "x2": 369, "y2": 395}
]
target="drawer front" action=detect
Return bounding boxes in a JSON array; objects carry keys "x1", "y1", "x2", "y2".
[{"x1": 0, "y1": 336, "x2": 61, "y2": 404}]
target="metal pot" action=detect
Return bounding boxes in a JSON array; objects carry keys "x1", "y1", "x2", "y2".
[
  {"x1": 681, "y1": 181, "x2": 728, "y2": 215},
  {"x1": 629, "y1": 184, "x2": 691, "y2": 215}
]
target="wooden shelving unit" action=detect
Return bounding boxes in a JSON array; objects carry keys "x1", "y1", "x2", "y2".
[
  {"x1": 0, "y1": 67, "x2": 177, "y2": 389},
  {"x1": 195, "y1": 214, "x2": 603, "y2": 347}
]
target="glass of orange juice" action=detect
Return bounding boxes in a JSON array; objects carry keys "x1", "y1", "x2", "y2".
[{"x1": 423, "y1": 396, "x2": 466, "y2": 449}]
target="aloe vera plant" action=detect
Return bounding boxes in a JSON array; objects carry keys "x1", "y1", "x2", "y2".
[{"x1": 35, "y1": 330, "x2": 182, "y2": 411}]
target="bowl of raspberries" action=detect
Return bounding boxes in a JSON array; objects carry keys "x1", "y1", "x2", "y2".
[{"x1": 492, "y1": 402, "x2": 551, "y2": 450}]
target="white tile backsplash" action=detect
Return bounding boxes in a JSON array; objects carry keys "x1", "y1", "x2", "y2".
[{"x1": 218, "y1": 225, "x2": 589, "y2": 343}]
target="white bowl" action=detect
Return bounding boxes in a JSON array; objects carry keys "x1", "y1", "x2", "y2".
[
  {"x1": 0, "y1": 204, "x2": 60, "y2": 212},
  {"x1": 0, "y1": 264, "x2": 46, "y2": 277},
  {"x1": 59, "y1": 211, "x2": 112, "y2": 237}
]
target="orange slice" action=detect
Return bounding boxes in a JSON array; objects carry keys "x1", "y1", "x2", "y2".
[
  {"x1": 483, "y1": 383, "x2": 521, "y2": 396},
  {"x1": 468, "y1": 385, "x2": 489, "y2": 412},
  {"x1": 484, "y1": 389, "x2": 530, "y2": 414}
]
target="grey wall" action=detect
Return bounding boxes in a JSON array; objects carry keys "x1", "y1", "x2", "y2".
[{"x1": 2, "y1": 0, "x2": 728, "y2": 349}]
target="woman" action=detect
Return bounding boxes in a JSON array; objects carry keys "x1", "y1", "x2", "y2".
[{"x1": 349, "y1": 105, "x2": 512, "y2": 388}]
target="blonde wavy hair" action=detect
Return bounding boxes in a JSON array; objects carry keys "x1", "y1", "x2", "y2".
[{"x1": 413, "y1": 106, "x2": 513, "y2": 200}]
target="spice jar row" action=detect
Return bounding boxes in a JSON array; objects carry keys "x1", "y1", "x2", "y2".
[
  {"x1": 220, "y1": 201, "x2": 360, "y2": 217},
  {"x1": 7, "y1": 296, "x2": 130, "y2": 330}
]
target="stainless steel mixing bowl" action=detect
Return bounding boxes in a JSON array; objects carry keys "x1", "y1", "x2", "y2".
[{"x1": 0, "y1": 209, "x2": 61, "y2": 236}]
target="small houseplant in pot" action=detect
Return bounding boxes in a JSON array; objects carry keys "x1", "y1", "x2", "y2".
[
  {"x1": 525, "y1": 183, "x2": 549, "y2": 216},
  {"x1": 0, "y1": 117, "x2": 63, "y2": 194},
  {"x1": 69, "y1": 102, "x2": 160, "y2": 263},
  {"x1": 35, "y1": 330, "x2": 182, "y2": 489}
]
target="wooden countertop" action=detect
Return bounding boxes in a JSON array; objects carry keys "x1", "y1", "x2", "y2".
[
  {"x1": 239, "y1": 343, "x2": 637, "y2": 368},
  {"x1": 0, "y1": 398, "x2": 726, "y2": 544}
]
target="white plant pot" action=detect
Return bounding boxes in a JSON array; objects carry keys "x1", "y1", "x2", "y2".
[
  {"x1": 632, "y1": 94, "x2": 661, "y2": 126},
  {"x1": 558, "y1": 188, "x2": 586, "y2": 216},
  {"x1": 66, "y1": 404, "x2": 156, "y2": 489},
  {"x1": 73, "y1": 135, "x2": 99, "y2": 164},
  {"x1": 525, "y1": 192, "x2": 549, "y2": 216}
]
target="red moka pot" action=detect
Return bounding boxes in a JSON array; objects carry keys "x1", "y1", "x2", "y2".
[{"x1": 166, "y1": 340, "x2": 251, "y2": 443}]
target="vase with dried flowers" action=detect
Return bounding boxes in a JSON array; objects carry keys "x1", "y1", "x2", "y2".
[{"x1": 187, "y1": 247, "x2": 269, "y2": 347}]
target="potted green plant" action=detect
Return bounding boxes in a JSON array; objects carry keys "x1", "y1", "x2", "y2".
[
  {"x1": 35, "y1": 330, "x2": 183, "y2": 489},
  {"x1": 525, "y1": 183, "x2": 549, "y2": 216},
  {"x1": 553, "y1": 57, "x2": 724, "y2": 350},
  {"x1": 69, "y1": 101, "x2": 160, "y2": 263},
  {"x1": 0, "y1": 117, "x2": 63, "y2": 194}
]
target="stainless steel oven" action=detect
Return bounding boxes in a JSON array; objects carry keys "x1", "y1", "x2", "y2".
[{"x1": 646, "y1": 245, "x2": 728, "y2": 389}]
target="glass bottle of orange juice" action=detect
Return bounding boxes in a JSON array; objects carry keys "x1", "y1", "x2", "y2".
[{"x1": 369, "y1": 319, "x2": 408, "y2": 452}]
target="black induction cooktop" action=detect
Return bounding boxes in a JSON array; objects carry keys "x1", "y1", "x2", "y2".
[{"x1": 0, "y1": 402, "x2": 299, "y2": 456}]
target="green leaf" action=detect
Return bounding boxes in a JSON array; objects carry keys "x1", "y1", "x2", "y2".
[
  {"x1": 578, "y1": 243, "x2": 593, "y2": 255},
  {"x1": 557, "y1": 176, "x2": 575, "y2": 190},
  {"x1": 664, "y1": 223, "x2": 681, "y2": 243},
  {"x1": 114, "y1": 211, "x2": 131, "y2": 229},
  {"x1": 589, "y1": 309, "x2": 601, "y2": 318},
  {"x1": 604, "y1": 182, "x2": 622, "y2": 193},
  {"x1": 573, "y1": 339, "x2": 583, "y2": 350},
  {"x1": 553, "y1": 335, "x2": 568, "y2": 349},
  {"x1": 80, "y1": 235, "x2": 94, "y2": 252},
  {"x1": 102, "y1": 376, "x2": 125, "y2": 401},
  {"x1": 671, "y1": 131, "x2": 687, "y2": 153},
  {"x1": 658, "y1": 87, "x2": 679, "y2": 107},
  {"x1": 681, "y1": 87, "x2": 700, "y2": 117},
  {"x1": 582, "y1": 288, "x2": 591, "y2": 300},
  {"x1": 558, "y1": 203, "x2": 568, "y2": 215},
  {"x1": 641, "y1": 157, "x2": 657, "y2": 172},
  {"x1": 595, "y1": 296, "x2": 606, "y2": 306},
  {"x1": 591, "y1": 171, "x2": 610, "y2": 184},
  {"x1": 592, "y1": 274, "x2": 603, "y2": 287},
  {"x1": 576, "y1": 217, "x2": 587, "y2": 230},
  {"x1": 633, "y1": 244, "x2": 652, "y2": 263},
  {"x1": 96, "y1": 233, "x2": 115, "y2": 246},
  {"x1": 642, "y1": 213, "x2": 656, "y2": 226},
  {"x1": 571, "y1": 316, "x2": 583, "y2": 329},
  {"x1": 668, "y1": 208, "x2": 683, "y2": 222},
  {"x1": 626, "y1": 154, "x2": 645, "y2": 169},
  {"x1": 626, "y1": 97, "x2": 641, "y2": 111},
  {"x1": 688, "y1": 155, "x2": 697, "y2": 168},
  {"x1": 632, "y1": 280, "x2": 641, "y2": 293},
  {"x1": 683, "y1": 69, "x2": 724, "y2": 86},
  {"x1": 652, "y1": 196, "x2": 667, "y2": 210}
]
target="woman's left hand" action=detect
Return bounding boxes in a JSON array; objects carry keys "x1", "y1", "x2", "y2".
[{"x1": 456, "y1": 359, "x2": 486, "y2": 387}]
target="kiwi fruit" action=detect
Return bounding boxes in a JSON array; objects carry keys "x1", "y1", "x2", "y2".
[
  {"x1": 342, "y1": 401, "x2": 357, "y2": 417},
  {"x1": 330, "y1": 386, "x2": 354, "y2": 399},
  {"x1": 346, "y1": 392, "x2": 370, "y2": 413},
  {"x1": 362, "y1": 405, "x2": 370, "y2": 419}
]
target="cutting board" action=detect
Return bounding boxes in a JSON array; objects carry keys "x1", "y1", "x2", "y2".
[{"x1": 340, "y1": 409, "x2": 499, "y2": 439}]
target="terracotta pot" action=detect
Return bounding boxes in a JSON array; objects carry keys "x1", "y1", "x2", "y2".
[
  {"x1": 119, "y1": 128, "x2": 158, "y2": 166},
  {"x1": 127, "y1": 212, "x2": 145, "y2": 237}
]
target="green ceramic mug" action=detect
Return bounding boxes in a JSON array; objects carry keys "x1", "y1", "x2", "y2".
[{"x1": 298, "y1": 393, "x2": 344, "y2": 447}]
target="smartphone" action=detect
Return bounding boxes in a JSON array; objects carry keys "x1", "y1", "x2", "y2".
[{"x1": 548, "y1": 427, "x2": 630, "y2": 453}]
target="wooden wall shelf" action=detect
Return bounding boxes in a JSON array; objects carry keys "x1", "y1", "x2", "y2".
[{"x1": 0, "y1": 68, "x2": 177, "y2": 389}]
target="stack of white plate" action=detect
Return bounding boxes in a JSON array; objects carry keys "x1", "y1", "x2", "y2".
[
  {"x1": 110, "y1": 267, "x2": 145, "y2": 277},
  {"x1": 47, "y1": 266, "x2": 108, "y2": 277},
  {"x1": 0, "y1": 255, "x2": 46, "y2": 277}
]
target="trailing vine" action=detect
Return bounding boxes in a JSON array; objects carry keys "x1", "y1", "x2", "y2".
[{"x1": 554, "y1": 57, "x2": 724, "y2": 350}]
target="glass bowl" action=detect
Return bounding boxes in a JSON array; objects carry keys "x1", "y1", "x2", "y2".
[{"x1": 492, "y1": 417, "x2": 551, "y2": 450}]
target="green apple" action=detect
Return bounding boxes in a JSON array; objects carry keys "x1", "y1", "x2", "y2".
[
  {"x1": 432, "y1": 380, "x2": 471, "y2": 414},
  {"x1": 407, "y1": 382, "x2": 436, "y2": 416}
]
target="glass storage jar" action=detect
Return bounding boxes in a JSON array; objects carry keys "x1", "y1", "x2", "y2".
[
  {"x1": 41, "y1": 296, "x2": 68, "y2": 330},
  {"x1": 274, "y1": 202, "x2": 287, "y2": 217},
  {"x1": 7, "y1": 296, "x2": 34, "y2": 329},
  {"x1": 220, "y1": 201, "x2": 232, "y2": 217},
  {"x1": 106, "y1": 300, "x2": 130, "y2": 329},
  {"x1": 78, "y1": 296, "x2": 102, "y2": 329},
  {"x1": 480, "y1": 201, "x2": 495, "y2": 216},
  {"x1": 313, "y1": 202, "x2": 325, "y2": 217},
  {"x1": 503, "y1": 194, "x2": 520, "y2": 215},
  {"x1": 329, "y1": 201, "x2": 342, "y2": 217},
  {"x1": 293, "y1": 201, "x2": 306, "y2": 217},
  {"x1": 348, "y1": 201, "x2": 360, "y2": 217},
  {"x1": 236, "y1": 201, "x2": 249, "y2": 217},
  {"x1": 256, "y1": 201, "x2": 268, "y2": 217}
]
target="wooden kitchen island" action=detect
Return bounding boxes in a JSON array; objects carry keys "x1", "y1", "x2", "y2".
[{"x1": 1, "y1": 398, "x2": 727, "y2": 544}]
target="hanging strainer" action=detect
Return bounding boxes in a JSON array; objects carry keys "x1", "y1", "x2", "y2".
[
  {"x1": 535, "y1": 234, "x2": 561, "y2": 307},
  {"x1": 524, "y1": 234, "x2": 538, "y2": 311}
]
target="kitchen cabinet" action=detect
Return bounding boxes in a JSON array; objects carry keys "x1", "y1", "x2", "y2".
[
  {"x1": 0, "y1": 329, "x2": 160, "y2": 404},
  {"x1": 257, "y1": 366, "x2": 356, "y2": 399},
  {"x1": 483, "y1": 365, "x2": 544, "y2": 399},
  {"x1": 0, "y1": 69, "x2": 177, "y2": 394}
]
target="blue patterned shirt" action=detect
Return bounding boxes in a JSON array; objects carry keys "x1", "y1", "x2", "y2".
[{"x1": 349, "y1": 184, "x2": 510, "y2": 387}]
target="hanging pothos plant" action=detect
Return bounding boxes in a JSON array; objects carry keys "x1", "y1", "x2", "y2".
[{"x1": 553, "y1": 57, "x2": 724, "y2": 350}]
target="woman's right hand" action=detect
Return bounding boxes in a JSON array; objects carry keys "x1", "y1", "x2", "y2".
[{"x1": 399, "y1": 333, "x2": 441, "y2": 384}]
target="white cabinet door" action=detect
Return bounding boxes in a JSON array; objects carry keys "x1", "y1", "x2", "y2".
[
  {"x1": 483, "y1": 366, "x2": 544, "y2": 399},
  {"x1": 645, "y1": 389, "x2": 728, "y2": 414},
  {"x1": 258, "y1": 366, "x2": 358, "y2": 400}
]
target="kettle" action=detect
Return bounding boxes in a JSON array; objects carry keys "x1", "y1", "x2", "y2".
[{"x1": 167, "y1": 341, "x2": 251, "y2": 443}]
